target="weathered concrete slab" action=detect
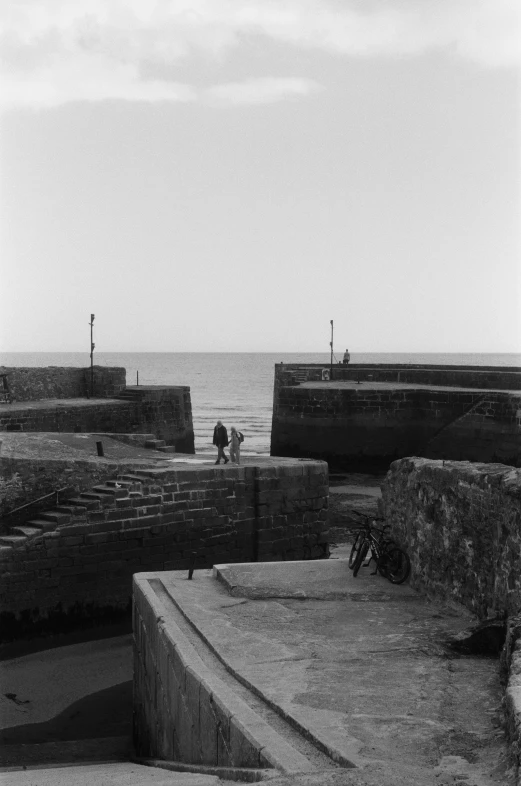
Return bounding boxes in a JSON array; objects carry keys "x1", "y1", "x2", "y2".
[
  {"x1": 213, "y1": 560, "x2": 418, "y2": 601},
  {"x1": 137, "y1": 562, "x2": 513, "y2": 784}
]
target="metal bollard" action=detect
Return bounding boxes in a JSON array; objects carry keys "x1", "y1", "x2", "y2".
[{"x1": 188, "y1": 551, "x2": 196, "y2": 580}]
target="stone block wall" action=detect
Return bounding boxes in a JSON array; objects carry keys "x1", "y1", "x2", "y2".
[
  {"x1": 134, "y1": 576, "x2": 279, "y2": 769},
  {"x1": 271, "y1": 384, "x2": 521, "y2": 469},
  {"x1": 124, "y1": 387, "x2": 194, "y2": 452},
  {"x1": 0, "y1": 460, "x2": 328, "y2": 640},
  {"x1": 0, "y1": 388, "x2": 194, "y2": 455},
  {"x1": 503, "y1": 614, "x2": 521, "y2": 774},
  {"x1": 0, "y1": 366, "x2": 126, "y2": 401},
  {"x1": 0, "y1": 401, "x2": 140, "y2": 435},
  {"x1": 381, "y1": 457, "x2": 521, "y2": 618}
]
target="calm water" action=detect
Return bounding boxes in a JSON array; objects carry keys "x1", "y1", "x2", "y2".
[{"x1": 1, "y1": 352, "x2": 519, "y2": 455}]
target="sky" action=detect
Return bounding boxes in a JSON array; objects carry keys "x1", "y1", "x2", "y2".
[{"x1": 0, "y1": 0, "x2": 519, "y2": 353}]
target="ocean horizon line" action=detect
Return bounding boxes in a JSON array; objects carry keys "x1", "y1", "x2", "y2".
[{"x1": 2, "y1": 350, "x2": 520, "y2": 356}]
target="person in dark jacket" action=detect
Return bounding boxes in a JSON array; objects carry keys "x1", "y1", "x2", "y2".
[{"x1": 213, "y1": 420, "x2": 229, "y2": 464}]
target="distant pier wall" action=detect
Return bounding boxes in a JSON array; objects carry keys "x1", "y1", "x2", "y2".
[
  {"x1": 0, "y1": 365, "x2": 126, "y2": 401},
  {"x1": 271, "y1": 364, "x2": 521, "y2": 470},
  {"x1": 0, "y1": 367, "x2": 195, "y2": 454}
]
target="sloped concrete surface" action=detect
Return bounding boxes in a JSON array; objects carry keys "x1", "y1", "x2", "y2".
[{"x1": 149, "y1": 562, "x2": 514, "y2": 785}]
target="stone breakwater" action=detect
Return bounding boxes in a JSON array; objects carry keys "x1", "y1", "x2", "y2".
[
  {"x1": 0, "y1": 459, "x2": 329, "y2": 641},
  {"x1": 0, "y1": 365, "x2": 195, "y2": 462},
  {"x1": 271, "y1": 363, "x2": 521, "y2": 470}
]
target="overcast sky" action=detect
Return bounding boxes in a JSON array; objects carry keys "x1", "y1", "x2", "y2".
[{"x1": 0, "y1": 0, "x2": 519, "y2": 353}]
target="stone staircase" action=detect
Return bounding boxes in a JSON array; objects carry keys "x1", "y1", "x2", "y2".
[
  {"x1": 144, "y1": 438, "x2": 175, "y2": 454},
  {"x1": 115, "y1": 388, "x2": 144, "y2": 403},
  {"x1": 0, "y1": 474, "x2": 159, "y2": 551}
]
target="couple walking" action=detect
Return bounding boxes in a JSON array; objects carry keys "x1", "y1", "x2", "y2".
[{"x1": 213, "y1": 420, "x2": 242, "y2": 465}]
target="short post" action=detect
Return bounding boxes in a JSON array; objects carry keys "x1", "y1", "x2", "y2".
[
  {"x1": 137, "y1": 370, "x2": 139, "y2": 386},
  {"x1": 188, "y1": 552, "x2": 197, "y2": 580},
  {"x1": 96, "y1": 441, "x2": 104, "y2": 457}
]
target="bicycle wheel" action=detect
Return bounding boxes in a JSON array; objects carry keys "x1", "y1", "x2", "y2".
[
  {"x1": 348, "y1": 530, "x2": 364, "y2": 569},
  {"x1": 380, "y1": 547, "x2": 411, "y2": 584},
  {"x1": 374, "y1": 539, "x2": 398, "y2": 577},
  {"x1": 352, "y1": 540, "x2": 370, "y2": 578}
]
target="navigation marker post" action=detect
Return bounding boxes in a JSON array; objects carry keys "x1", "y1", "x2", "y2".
[
  {"x1": 330, "y1": 320, "x2": 334, "y2": 379},
  {"x1": 90, "y1": 314, "x2": 95, "y2": 397}
]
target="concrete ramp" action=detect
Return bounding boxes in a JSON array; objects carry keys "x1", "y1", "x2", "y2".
[{"x1": 133, "y1": 561, "x2": 512, "y2": 785}]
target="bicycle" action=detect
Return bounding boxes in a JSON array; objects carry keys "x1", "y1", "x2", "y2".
[{"x1": 348, "y1": 515, "x2": 411, "y2": 585}]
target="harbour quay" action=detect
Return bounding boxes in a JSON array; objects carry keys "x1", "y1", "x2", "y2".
[{"x1": 270, "y1": 362, "x2": 521, "y2": 470}]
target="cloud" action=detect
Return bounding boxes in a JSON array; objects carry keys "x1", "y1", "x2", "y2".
[
  {"x1": 0, "y1": 0, "x2": 518, "y2": 108},
  {"x1": 0, "y1": 52, "x2": 197, "y2": 108},
  {"x1": 204, "y1": 77, "x2": 321, "y2": 106}
]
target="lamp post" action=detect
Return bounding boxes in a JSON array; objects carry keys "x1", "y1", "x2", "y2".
[{"x1": 90, "y1": 314, "x2": 95, "y2": 397}]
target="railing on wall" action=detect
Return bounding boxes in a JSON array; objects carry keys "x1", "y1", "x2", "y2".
[{"x1": 1, "y1": 486, "x2": 69, "y2": 521}]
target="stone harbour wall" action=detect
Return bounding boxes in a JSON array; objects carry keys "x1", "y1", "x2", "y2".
[
  {"x1": 381, "y1": 457, "x2": 521, "y2": 618},
  {"x1": 0, "y1": 366, "x2": 126, "y2": 401},
  {"x1": 0, "y1": 401, "x2": 143, "y2": 435},
  {"x1": 0, "y1": 387, "x2": 195, "y2": 455},
  {"x1": 0, "y1": 460, "x2": 328, "y2": 640},
  {"x1": 271, "y1": 379, "x2": 521, "y2": 469}
]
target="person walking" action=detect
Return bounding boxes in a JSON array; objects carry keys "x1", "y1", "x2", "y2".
[
  {"x1": 213, "y1": 420, "x2": 229, "y2": 464},
  {"x1": 229, "y1": 426, "x2": 241, "y2": 465}
]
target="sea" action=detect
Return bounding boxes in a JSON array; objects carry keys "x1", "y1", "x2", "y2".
[{"x1": 1, "y1": 352, "x2": 519, "y2": 457}]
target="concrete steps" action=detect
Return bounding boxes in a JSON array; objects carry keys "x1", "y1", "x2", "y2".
[
  {"x1": 115, "y1": 389, "x2": 145, "y2": 402},
  {"x1": 0, "y1": 479, "x2": 145, "y2": 550},
  {"x1": 10, "y1": 525, "x2": 43, "y2": 538},
  {"x1": 0, "y1": 535, "x2": 27, "y2": 546},
  {"x1": 21, "y1": 517, "x2": 62, "y2": 532},
  {"x1": 145, "y1": 439, "x2": 165, "y2": 449}
]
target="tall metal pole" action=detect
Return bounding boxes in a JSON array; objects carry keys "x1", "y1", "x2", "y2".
[
  {"x1": 90, "y1": 314, "x2": 95, "y2": 397},
  {"x1": 330, "y1": 320, "x2": 334, "y2": 378}
]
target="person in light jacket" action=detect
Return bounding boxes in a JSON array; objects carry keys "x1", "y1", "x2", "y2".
[
  {"x1": 213, "y1": 420, "x2": 229, "y2": 464},
  {"x1": 229, "y1": 426, "x2": 241, "y2": 465}
]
